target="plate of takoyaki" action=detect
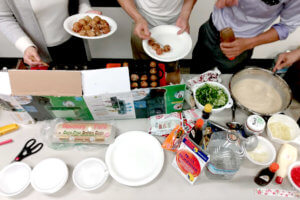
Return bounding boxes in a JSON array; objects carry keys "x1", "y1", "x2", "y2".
[
  {"x1": 142, "y1": 25, "x2": 192, "y2": 62},
  {"x1": 64, "y1": 13, "x2": 117, "y2": 39}
]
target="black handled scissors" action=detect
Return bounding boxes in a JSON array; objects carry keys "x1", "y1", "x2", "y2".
[{"x1": 13, "y1": 138, "x2": 43, "y2": 162}]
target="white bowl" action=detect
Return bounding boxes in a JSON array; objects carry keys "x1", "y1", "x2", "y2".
[
  {"x1": 267, "y1": 114, "x2": 300, "y2": 145},
  {"x1": 31, "y1": 158, "x2": 68, "y2": 194},
  {"x1": 142, "y1": 25, "x2": 192, "y2": 62},
  {"x1": 72, "y1": 158, "x2": 109, "y2": 191},
  {"x1": 245, "y1": 136, "x2": 276, "y2": 166},
  {"x1": 192, "y1": 81, "x2": 233, "y2": 113},
  {"x1": 288, "y1": 161, "x2": 300, "y2": 192},
  {"x1": 63, "y1": 13, "x2": 117, "y2": 39}
]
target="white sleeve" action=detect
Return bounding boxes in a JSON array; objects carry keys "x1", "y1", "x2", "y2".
[
  {"x1": 15, "y1": 36, "x2": 36, "y2": 54},
  {"x1": 79, "y1": 0, "x2": 92, "y2": 13}
]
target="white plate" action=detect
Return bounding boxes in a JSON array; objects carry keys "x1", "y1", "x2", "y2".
[
  {"x1": 142, "y1": 25, "x2": 192, "y2": 62},
  {"x1": 105, "y1": 131, "x2": 164, "y2": 186},
  {"x1": 0, "y1": 162, "x2": 31, "y2": 197},
  {"x1": 63, "y1": 13, "x2": 117, "y2": 39},
  {"x1": 31, "y1": 158, "x2": 68, "y2": 194},
  {"x1": 73, "y1": 158, "x2": 109, "y2": 191}
]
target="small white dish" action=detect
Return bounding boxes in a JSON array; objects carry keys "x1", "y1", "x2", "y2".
[
  {"x1": 192, "y1": 81, "x2": 233, "y2": 113},
  {"x1": 106, "y1": 131, "x2": 164, "y2": 186},
  {"x1": 142, "y1": 25, "x2": 192, "y2": 62},
  {"x1": 288, "y1": 161, "x2": 300, "y2": 192},
  {"x1": 245, "y1": 136, "x2": 276, "y2": 166},
  {"x1": 31, "y1": 158, "x2": 68, "y2": 194},
  {"x1": 72, "y1": 158, "x2": 109, "y2": 191},
  {"x1": 63, "y1": 13, "x2": 117, "y2": 39},
  {"x1": 0, "y1": 162, "x2": 31, "y2": 197}
]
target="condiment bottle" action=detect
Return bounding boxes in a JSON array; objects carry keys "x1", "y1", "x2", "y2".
[
  {"x1": 244, "y1": 115, "x2": 266, "y2": 136},
  {"x1": 254, "y1": 163, "x2": 279, "y2": 186},
  {"x1": 275, "y1": 144, "x2": 298, "y2": 184},
  {"x1": 202, "y1": 104, "x2": 212, "y2": 122},
  {"x1": 220, "y1": 27, "x2": 236, "y2": 60},
  {"x1": 189, "y1": 118, "x2": 204, "y2": 145}
]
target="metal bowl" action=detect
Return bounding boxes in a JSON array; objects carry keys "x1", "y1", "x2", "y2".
[{"x1": 229, "y1": 67, "x2": 292, "y2": 116}]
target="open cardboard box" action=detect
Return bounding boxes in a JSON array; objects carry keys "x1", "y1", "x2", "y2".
[{"x1": 0, "y1": 67, "x2": 185, "y2": 122}]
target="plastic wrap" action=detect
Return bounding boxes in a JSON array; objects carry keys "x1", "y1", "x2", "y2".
[{"x1": 149, "y1": 112, "x2": 183, "y2": 136}]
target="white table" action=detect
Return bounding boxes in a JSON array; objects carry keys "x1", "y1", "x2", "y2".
[{"x1": 0, "y1": 75, "x2": 299, "y2": 200}]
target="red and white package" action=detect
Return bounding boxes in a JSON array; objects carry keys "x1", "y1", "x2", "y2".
[
  {"x1": 149, "y1": 112, "x2": 183, "y2": 136},
  {"x1": 187, "y1": 68, "x2": 221, "y2": 89},
  {"x1": 183, "y1": 109, "x2": 203, "y2": 132}
]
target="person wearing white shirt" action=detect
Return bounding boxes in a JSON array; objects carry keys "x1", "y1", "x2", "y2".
[{"x1": 0, "y1": 0, "x2": 101, "y2": 67}]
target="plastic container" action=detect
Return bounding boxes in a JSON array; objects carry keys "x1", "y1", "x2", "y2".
[
  {"x1": 288, "y1": 161, "x2": 300, "y2": 192},
  {"x1": 244, "y1": 115, "x2": 265, "y2": 136},
  {"x1": 205, "y1": 131, "x2": 245, "y2": 180}
]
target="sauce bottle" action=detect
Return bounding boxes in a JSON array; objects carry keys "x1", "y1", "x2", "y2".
[
  {"x1": 189, "y1": 118, "x2": 204, "y2": 145},
  {"x1": 220, "y1": 27, "x2": 236, "y2": 61},
  {"x1": 254, "y1": 163, "x2": 279, "y2": 186},
  {"x1": 202, "y1": 104, "x2": 212, "y2": 122},
  {"x1": 275, "y1": 144, "x2": 298, "y2": 184}
]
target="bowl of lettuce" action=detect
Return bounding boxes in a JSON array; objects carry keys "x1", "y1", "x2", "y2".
[{"x1": 192, "y1": 82, "x2": 233, "y2": 112}]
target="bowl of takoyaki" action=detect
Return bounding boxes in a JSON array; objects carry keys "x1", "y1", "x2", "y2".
[
  {"x1": 64, "y1": 13, "x2": 117, "y2": 39},
  {"x1": 142, "y1": 25, "x2": 192, "y2": 62}
]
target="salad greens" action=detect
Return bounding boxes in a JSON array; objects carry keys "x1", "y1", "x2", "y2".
[{"x1": 195, "y1": 84, "x2": 228, "y2": 108}]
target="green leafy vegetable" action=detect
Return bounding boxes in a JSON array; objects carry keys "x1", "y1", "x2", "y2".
[{"x1": 195, "y1": 84, "x2": 228, "y2": 108}]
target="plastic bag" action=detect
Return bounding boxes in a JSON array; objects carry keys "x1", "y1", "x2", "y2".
[
  {"x1": 161, "y1": 125, "x2": 185, "y2": 152},
  {"x1": 149, "y1": 112, "x2": 183, "y2": 136}
]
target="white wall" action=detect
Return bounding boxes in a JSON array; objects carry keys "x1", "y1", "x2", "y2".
[{"x1": 0, "y1": 1, "x2": 300, "y2": 59}]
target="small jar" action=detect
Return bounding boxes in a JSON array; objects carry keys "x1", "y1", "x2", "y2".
[{"x1": 244, "y1": 115, "x2": 266, "y2": 136}]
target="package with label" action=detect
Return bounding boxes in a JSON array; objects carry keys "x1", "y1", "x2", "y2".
[
  {"x1": 149, "y1": 112, "x2": 183, "y2": 136},
  {"x1": 162, "y1": 125, "x2": 185, "y2": 152},
  {"x1": 172, "y1": 137, "x2": 209, "y2": 184}
]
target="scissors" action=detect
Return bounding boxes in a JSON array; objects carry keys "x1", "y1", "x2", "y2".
[{"x1": 13, "y1": 138, "x2": 43, "y2": 162}]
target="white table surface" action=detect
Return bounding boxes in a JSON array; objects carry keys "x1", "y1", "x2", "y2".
[{"x1": 0, "y1": 75, "x2": 299, "y2": 200}]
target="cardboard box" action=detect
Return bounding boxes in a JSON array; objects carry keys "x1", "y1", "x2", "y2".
[{"x1": 0, "y1": 68, "x2": 185, "y2": 121}]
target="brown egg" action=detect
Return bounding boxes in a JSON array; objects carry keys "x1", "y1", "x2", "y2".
[
  {"x1": 149, "y1": 68, "x2": 157, "y2": 74},
  {"x1": 93, "y1": 16, "x2": 101, "y2": 23},
  {"x1": 150, "y1": 75, "x2": 158, "y2": 81},
  {"x1": 141, "y1": 81, "x2": 148, "y2": 88},
  {"x1": 150, "y1": 82, "x2": 158, "y2": 87},
  {"x1": 87, "y1": 30, "x2": 96, "y2": 37},
  {"x1": 140, "y1": 75, "x2": 148, "y2": 81},
  {"x1": 130, "y1": 74, "x2": 139, "y2": 81},
  {"x1": 83, "y1": 25, "x2": 91, "y2": 31},
  {"x1": 78, "y1": 19, "x2": 87, "y2": 26},
  {"x1": 150, "y1": 61, "x2": 156, "y2": 68},
  {"x1": 156, "y1": 48, "x2": 163, "y2": 55},
  {"x1": 79, "y1": 30, "x2": 87, "y2": 36},
  {"x1": 131, "y1": 82, "x2": 139, "y2": 89},
  {"x1": 163, "y1": 44, "x2": 171, "y2": 52},
  {"x1": 84, "y1": 16, "x2": 92, "y2": 23}
]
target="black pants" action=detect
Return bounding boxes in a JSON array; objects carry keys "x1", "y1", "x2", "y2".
[
  {"x1": 48, "y1": 36, "x2": 88, "y2": 66},
  {"x1": 191, "y1": 16, "x2": 253, "y2": 74}
]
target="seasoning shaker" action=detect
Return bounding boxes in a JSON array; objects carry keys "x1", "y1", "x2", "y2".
[{"x1": 244, "y1": 115, "x2": 266, "y2": 136}]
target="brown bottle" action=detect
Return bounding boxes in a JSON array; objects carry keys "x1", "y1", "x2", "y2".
[
  {"x1": 254, "y1": 163, "x2": 279, "y2": 186},
  {"x1": 220, "y1": 27, "x2": 236, "y2": 61}
]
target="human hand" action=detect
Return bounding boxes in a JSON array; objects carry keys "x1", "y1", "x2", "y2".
[
  {"x1": 273, "y1": 50, "x2": 300, "y2": 72},
  {"x1": 134, "y1": 18, "x2": 151, "y2": 40},
  {"x1": 86, "y1": 10, "x2": 102, "y2": 15},
  {"x1": 220, "y1": 38, "x2": 252, "y2": 59},
  {"x1": 176, "y1": 16, "x2": 190, "y2": 34},
  {"x1": 215, "y1": 0, "x2": 238, "y2": 8},
  {"x1": 23, "y1": 46, "x2": 43, "y2": 66}
]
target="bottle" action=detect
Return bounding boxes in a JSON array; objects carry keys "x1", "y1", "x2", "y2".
[
  {"x1": 220, "y1": 27, "x2": 236, "y2": 60},
  {"x1": 202, "y1": 104, "x2": 212, "y2": 122},
  {"x1": 166, "y1": 64, "x2": 181, "y2": 85},
  {"x1": 275, "y1": 144, "x2": 298, "y2": 184},
  {"x1": 244, "y1": 115, "x2": 266, "y2": 137},
  {"x1": 254, "y1": 163, "x2": 279, "y2": 186},
  {"x1": 205, "y1": 131, "x2": 245, "y2": 180},
  {"x1": 189, "y1": 118, "x2": 204, "y2": 145}
]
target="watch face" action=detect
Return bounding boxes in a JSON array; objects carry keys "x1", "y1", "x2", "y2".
[{"x1": 261, "y1": 0, "x2": 280, "y2": 6}]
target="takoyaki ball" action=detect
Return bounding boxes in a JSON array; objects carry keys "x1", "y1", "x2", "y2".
[
  {"x1": 83, "y1": 25, "x2": 91, "y2": 31},
  {"x1": 149, "y1": 68, "x2": 157, "y2": 74},
  {"x1": 150, "y1": 81, "x2": 158, "y2": 88},
  {"x1": 87, "y1": 30, "x2": 96, "y2": 37},
  {"x1": 79, "y1": 30, "x2": 87, "y2": 36},
  {"x1": 123, "y1": 62, "x2": 129, "y2": 67},
  {"x1": 94, "y1": 29, "x2": 102, "y2": 36},
  {"x1": 163, "y1": 45, "x2": 171, "y2": 52},
  {"x1": 100, "y1": 20, "x2": 109, "y2": 26},
  {"x1": 90, "y1": 20, "x2": 98, "y2": 28},
  {"x1": 130, "y1": 74, "x2": 139, "y2": 81},
  {"x1": 156, "y1": 48, "x2": 163, "y2": 55},
  {"x1": 148, "y1": 38, "x2": 155, "y2": 46},
  {"x1": 150, "y1": 75, "x2": 158, "y2": 81},
  {"x1": 93, "y1": 16, "x2": 101, "y2": 23},
  {"x1": 72, "y1": 22, "x2": 82, "y2": 32},
  {"x1": 141, "y1": 81, "x2": 148, "y2": 88},
  {"x1": 152, "y1": 43, "x2": 160, "y2": 51},
  {"x1": 131, "y1": 82, "x2": 139, "y2": 89},
  {"x1": 84, "y1": 16, "x2": 92, "y2": 23},
  {"x1": 150, "y1": 61, "x2": 156, "y2": 68},
  {"x1": 102, "y1": 27, "x2": 110, "y2": 34},
  {"x1": 78, "y1": 19, "x2": 87, "y2": 26},
  {"x1": 140, "y1": 74, "x2": 148, "y2": 81}
]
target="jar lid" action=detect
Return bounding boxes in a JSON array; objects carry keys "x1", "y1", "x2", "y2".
[{"x1": 246, "y1": 115, "x2": 266, "y2": 132}]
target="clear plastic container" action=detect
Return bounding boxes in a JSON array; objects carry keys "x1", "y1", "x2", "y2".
[{"x1": 205, "y1": 131, "x2": 245, "y2": 180}]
